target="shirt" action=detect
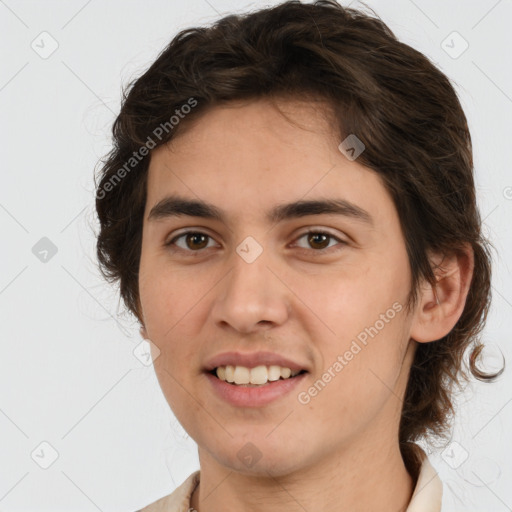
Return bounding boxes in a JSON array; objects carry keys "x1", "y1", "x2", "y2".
[{"x1": 138, "y1": 445, "x2": 442, "y2": 512}]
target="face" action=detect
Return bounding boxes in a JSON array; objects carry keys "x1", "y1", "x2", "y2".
[{"x1": 138, "y1": 98, "x2": 418, "y2": 476}]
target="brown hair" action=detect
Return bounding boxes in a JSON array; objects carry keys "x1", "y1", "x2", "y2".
[{"x1": 95, "y1": 0, "x2": 502, "y2": 469}]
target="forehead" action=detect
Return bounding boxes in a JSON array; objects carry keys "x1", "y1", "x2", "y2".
[{"x1": 145, "y1": 98, "x2": 393, "y2": 226}]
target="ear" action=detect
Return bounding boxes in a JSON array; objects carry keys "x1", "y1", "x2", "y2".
[
  {"x1": 139, "y1": 325, "x2": 148, "y2": 339},
  {"x1": 409, "y1": 243, "x2": 474, "y2": 343}
]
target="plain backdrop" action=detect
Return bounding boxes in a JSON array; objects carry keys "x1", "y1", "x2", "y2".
[{"x1": 0, "y1": 0, "x2": 511, "y2": 510}]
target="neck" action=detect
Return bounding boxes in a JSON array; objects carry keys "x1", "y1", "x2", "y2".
[{"x1": 190, "y1": 433, "x2": 415, "y2": 512}]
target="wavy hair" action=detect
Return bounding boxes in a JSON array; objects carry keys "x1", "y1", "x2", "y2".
[{"x1": 95, "y1": 0, "x2": 502, "y2": 475}]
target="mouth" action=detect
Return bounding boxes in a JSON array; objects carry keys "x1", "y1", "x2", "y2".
[
  {"x1": 207, "y1": 365, "x2": 309, "y2": 387},
  {"x1": 205, "y1": 365, "x2": 309, "y2": 407}
]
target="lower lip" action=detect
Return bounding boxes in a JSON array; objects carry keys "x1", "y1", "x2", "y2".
[{"x1": 205, "y1": 371, "x2": 308, "y2": 407}]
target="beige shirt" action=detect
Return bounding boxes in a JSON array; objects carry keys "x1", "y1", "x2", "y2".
[{"x1": 139, "y1": 447, "x2": 442, "y2": 512}]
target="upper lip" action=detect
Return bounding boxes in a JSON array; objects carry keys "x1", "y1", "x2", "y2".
[{"x1": 204, "y1": 351, "x2": 309, "y2": 373}]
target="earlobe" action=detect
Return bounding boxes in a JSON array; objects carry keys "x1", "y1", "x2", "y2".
[{"x1": 410, "y1": 244, "x2": 474, "y2": 343}]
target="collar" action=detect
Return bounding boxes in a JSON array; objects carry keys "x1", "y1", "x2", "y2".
[{"x1": 406, "y1": 445, "x2": 443, "y2": 511}]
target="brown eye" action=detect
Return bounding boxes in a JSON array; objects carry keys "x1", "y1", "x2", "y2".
[
  {"x1": 166, "y1": 231, "x2": 215, "y2": 252},
  {"x1": 185, "y1": 233, "x2": 209, "y2": 250},
  {"x1": 307, "y1": 232, "x2": 330, "y2": 250},
  {"x1": 293, "y1": 230, "x2": 347, "y2": 253}
]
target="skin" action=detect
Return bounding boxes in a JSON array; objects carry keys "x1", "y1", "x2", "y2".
[{"x1": 138, "y1": 97, "x2": 473, "y2": 512}]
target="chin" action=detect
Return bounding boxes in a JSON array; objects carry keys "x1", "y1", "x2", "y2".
[{"x1": 208, "y1": 442, "x2": 310, "y2": 478}]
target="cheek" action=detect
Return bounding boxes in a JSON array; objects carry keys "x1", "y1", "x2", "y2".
[
  {"x1": 294, "y1": 256, "x2": 409, "y2": 338},
  {"x1": 291, "y1": 260, "x2": 410, "y2": 418},
  {"x1": 299, "y1": 315, "x2": 410, "y2": 432},
  {"x1": 139, "y1": 265, "x2": 190, "y2": 380},
  {"x1": 139, "y1": 263, "x2": 204, "y2": 410},
  {"x1": 139, "y1": 254, "x2": 205, "y2": 336}
]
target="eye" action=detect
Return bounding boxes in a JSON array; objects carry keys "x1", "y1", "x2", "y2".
[
  {"x1": 293, "y1": 231, "x2": 346, "y2": 252},
  {"x1": 165, "y1": 231, "x2": 217, "y2": 252},
  {"x1": 164, "y1": 229, "x2": 346, "y2": 254}
]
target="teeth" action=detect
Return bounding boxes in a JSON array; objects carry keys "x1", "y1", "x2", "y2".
[
  {"x1": 233, "y1": 365, "x2": 250, "y2": 384},
  {"x1": 250, "y1": 365, "x2": 268, "y2": 385},
  {"x1": 268, "y1": 365, "x2": 281, "y2": 381},
  {"x1": 215, "y1": 365, "x2": 302, "y2": 385},
  {"x1": 216, "y1": 366, "x2": 226, "y2": 381},
  {"x1": 225, "y1": 365, "x2": 235, "y2": 383},
  {"x1": 280, "y1": 367, "x2": 291, "y2": 379}
]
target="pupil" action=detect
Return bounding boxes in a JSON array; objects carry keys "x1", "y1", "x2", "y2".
[
  {"x1": 309, "y1": 233, "x2": 329, "y2": 249},
  {"x1": 187, "y1": 233, "x2": 208, "y2": 249}
]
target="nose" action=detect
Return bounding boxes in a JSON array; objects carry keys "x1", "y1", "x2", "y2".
[{"x1": 210, "y1": 249, "x2": 290, "y2": 335}]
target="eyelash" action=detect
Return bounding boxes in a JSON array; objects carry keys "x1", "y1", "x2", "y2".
[{"x1": 164, "y1": 229, "x2": 347, "y2": 255}]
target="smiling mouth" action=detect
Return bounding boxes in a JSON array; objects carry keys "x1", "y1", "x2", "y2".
[{"x1": 208, "y1": 365, "x2": 308, "y2": 387}]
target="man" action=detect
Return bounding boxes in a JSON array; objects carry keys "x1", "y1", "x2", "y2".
[{"x1": 95, "y1": 1, "x2": 498, "y2": 510}]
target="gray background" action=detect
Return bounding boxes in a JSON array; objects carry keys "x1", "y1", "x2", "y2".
[{"x1": 0, "y1": 0, "x2": 511, "y2": 510}]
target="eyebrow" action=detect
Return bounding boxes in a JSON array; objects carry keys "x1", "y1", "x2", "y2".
[{"x1": 148, "y1": 194, "x2": 373, "y2": 226}]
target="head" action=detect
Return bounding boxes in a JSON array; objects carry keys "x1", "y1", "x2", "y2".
[{"x1": 95, "y1": 0, "x2": 498, "y2": 476}]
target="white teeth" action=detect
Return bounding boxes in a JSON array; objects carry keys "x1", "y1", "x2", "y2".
[
  {"x1": 268, "y1": 365, "x2": 281, "y2": 381},
  {"x1": 225, "y1": 365, "x2": 235, "y2": 383},
  {"x1": 233, "y1": 366, "x2": 250, "y2": 384},
  {"x1": 280, "y1": 367, "x2": 291, "y2": 379},
  {"x1": 216, "y1": 366, "x2": 226, "y2": 381},
  {"x1": 250, "y1": 365, "x2": 268, "y2": 385},
  {"x1": 215, "y1": 365, "x2": 302, "y2": 385}
]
